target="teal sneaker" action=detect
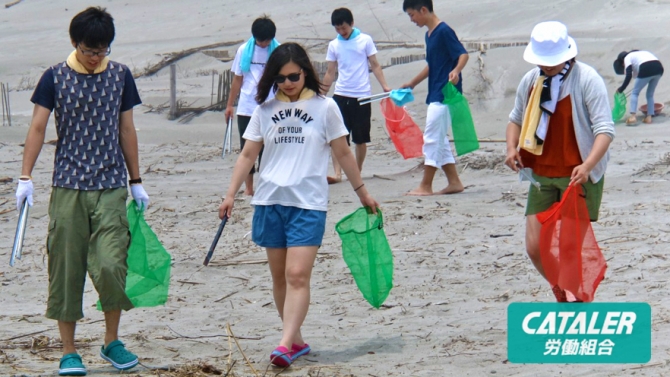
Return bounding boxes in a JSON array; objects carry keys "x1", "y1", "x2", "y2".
[
  {"x1": 99, "y1": 340, "x2": 139, "y2": 370},
  {"x1": 59, "y1": 353, "x2": 87, "y2": 376}
]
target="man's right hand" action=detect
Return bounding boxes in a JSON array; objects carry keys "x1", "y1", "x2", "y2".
[
  {"x1": 225, "y1": 106, "x2": 234, "y2": 123},
  {"x1": 16, "y1": 179, "x2": 34, "y2": 211}
]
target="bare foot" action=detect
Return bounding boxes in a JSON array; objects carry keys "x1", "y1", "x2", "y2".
[
  {"x1": 626, "y1": 115, "x2": 637, "y2": 125},
  {"x1": 405, "y1": 187, "x2": 434, "y2": 196},
  {"x1": 643, "y1": 115, "x2": 653, "y2": 124},
  {"x1": 435, "y1": 183, "x2": 465, "y2": 195},
  {"x1": 327, "y1": 175, "x2": 342, "y2": 184}
]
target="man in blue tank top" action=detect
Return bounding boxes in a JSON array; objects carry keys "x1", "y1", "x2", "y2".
[{"x1": 401, "y1": 0, "x2": 469, "y2": 196}]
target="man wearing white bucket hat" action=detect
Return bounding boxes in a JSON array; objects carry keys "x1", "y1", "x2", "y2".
[{"x1": 504, "y1": 21, "x2": 615, "y2": 302}]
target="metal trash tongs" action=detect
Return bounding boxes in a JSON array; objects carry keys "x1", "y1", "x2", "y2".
[
  {"x1": 10, "y1": 199, "x2": 30, "y2": 267},
  {"x1": 358, "y1": 92, "x2": 391, "y2": 105},
  {"x1": 221, "y1": 118, "x2": 233, "y2": 158},
  {"x1": 203, "y1": 215, "x2": 228, "y2": 266},
  {"x1": 519, "y1": 167, "x2": 542, "y2": 190}
]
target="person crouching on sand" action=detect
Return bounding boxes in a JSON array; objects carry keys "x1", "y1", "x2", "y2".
[{"x1": 218, "y1": 42, "x2": 379, "y2": 367}]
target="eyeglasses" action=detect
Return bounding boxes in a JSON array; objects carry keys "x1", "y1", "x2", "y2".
[
  {"x1": 274, "y1": 70, "x2": 302, "y2": 84},
  {"x1": 77, "y1": 44, "x2": 111, "y2": 57}
]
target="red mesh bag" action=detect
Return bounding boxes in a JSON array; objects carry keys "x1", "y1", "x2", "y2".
[
  {"x1": 536, "y1": 184, "x2": 607, "y2": 302},
  {"x1": 379, "y1": 98, "x2": 424, "y2": 159}
]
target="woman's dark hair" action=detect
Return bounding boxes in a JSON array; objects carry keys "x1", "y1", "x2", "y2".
[
  {"x1": 69, "y1": 7, "x2": 115, "y2": 49},
  {"x1": 613, "y1": 50, "x2": 638, "y2": 75},
  {"x1": 331, "y1": 8, "x2": 354, "y2": 26},
  {"x1": 251, "y1": 16, "x2": 276, "y2": 42},
  {"x1": 256, "y1": 43, "x2": 324, "y2": 104}
]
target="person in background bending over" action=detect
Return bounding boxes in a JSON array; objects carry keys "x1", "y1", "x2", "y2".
[{"x1": 613, "y1": 50, "x2": 664, "y2": 125}]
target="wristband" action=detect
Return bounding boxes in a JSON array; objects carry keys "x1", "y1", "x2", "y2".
[
  {"x1": 354, "y1": 183, "x2": 365, "y2": 192},
  {"x1": 129, "y1": 177, "x2": 142, "y2": 185},
  {"x1": 19, "y1": 175, "x2": 32, "y2": 180}
]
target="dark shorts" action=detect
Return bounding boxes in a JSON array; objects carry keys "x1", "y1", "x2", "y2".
[
  {"x1": 238, "y1": 115, "x2": 263, "y2": 174},
  {"x1": 525, "y1": 174, "x2": 605, "y2": 221},
  {"x1": 333, "y1": 94, "x2": 372, "y2": 145},
  {"x1": 252, "y1": 204, "x2": 327, "y2": 248}
]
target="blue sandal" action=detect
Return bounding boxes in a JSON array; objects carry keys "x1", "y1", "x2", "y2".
[
  {"x1": 100, "y1": 340, "x2": 139, "y2": 370},
  {"x1": 59, "y1": 353, "x2": 87, "y2": 376}
]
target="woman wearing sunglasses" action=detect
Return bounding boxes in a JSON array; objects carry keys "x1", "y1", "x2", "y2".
[{"x1": 218, "y1": 42, "x2": 379, "y2": 367}]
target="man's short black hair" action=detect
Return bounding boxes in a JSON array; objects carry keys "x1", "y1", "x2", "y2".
[
  {"x1": 402, "y1": 0, "x2": 433, "y2": 12},
  {"x1": 251, "y1": 16, "x2": 276, "y2": 42},
  {"x1": 69, "y1": 7, "x2": 115, "y2": 49},
  {"x1": 331, "y1": 8, "x2": 354, "y2": 26}
]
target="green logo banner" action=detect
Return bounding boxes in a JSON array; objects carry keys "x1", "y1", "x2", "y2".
[{"x1": 508, "y1": 303, "x2": 651, "y2": 363}]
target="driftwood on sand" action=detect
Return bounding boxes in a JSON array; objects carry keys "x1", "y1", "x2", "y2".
[{"x1": 135, "y1": 39, "x2": 243, "y2": 78}]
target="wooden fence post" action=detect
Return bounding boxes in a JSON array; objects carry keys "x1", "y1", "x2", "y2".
[
  {"x1": 1, "y1": 83, "x2": 11, "y2": 127},
  {"x1": 0, "y1": 83, "x2": 5, "y2": 126},
  {"x1": 211, "y1": 71, "x2": 216, "y2": 106},
  {"x1": 169, "y1": 64, "x2": 177, "y2": 120}
]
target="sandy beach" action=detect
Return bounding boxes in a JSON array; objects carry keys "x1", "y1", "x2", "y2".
[{"x1": 1, "y1": 0, "x2": 670, "y2": 376}]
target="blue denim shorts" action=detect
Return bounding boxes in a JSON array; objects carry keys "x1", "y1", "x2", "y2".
[{"x1": 252, "y1": 205, "x2": 327, "y2": 248}]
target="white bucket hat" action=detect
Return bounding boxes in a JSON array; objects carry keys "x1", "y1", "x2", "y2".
[{"x1": 523, "y1": 21, "x2": 578, "y2": 66}]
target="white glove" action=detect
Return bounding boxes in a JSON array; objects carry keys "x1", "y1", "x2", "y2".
[
  {"x1": 16, "y1": 179, "x2": 34, "y2": 211},
  {"x1": 130, "y1": 184, "x2": 150, "y2": 210}
]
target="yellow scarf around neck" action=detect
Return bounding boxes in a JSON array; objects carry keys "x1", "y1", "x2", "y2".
[
  {"x1": 518, "y1": 75, "x2": 545, "y2": 155},
  {"x1": 275, "y1": 88, "x2": 316, "y2": 102},
  {"x1": 66, "y1": 50, "x2": 109, "y2": 74}
]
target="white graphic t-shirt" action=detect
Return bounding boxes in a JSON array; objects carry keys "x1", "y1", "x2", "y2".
[
  {"x1": 244, "y1": 95, "x2": 349, "y2": 211},
  {"x1": 326, "y1": 33, "x2": 378, "y2": 98},
  {"x1": 231, "y1": 42, "x2": 275, "y2": 116}
]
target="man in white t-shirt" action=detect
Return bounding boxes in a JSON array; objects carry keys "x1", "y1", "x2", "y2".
[
  {"x1": 225, "y1": 16, "x2": 279, "y2": 195},
  {"x1": 322, "y1": 8, "x2": 391, "y2": 184}
]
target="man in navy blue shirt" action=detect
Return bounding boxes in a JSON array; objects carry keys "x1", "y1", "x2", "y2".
[
  {"x1": 15, "y1": 7, "x2": 147, "y2": 376},
  {"x1": 401, "y1": 0, "x2": 469, "y2": 196}
]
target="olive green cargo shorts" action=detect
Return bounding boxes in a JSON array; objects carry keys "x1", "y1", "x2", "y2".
[
  {"x1": 46, "y1": 187, "x2": 133, "y2": 322},
  {"x1": 525, "y1": 174, "x2": 605, "y2": 222}
]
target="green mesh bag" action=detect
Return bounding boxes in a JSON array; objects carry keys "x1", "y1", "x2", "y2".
[
  {"x1": 98, "y1": 202, "x2": 171, "y2": 310},
  {"x1": 442, "y1": 82, "x2": 480, "y2": 156},
  {"x1": 336, "y1": 208, "x2": 393, "y2": 308},
  {"x1": 612, "y1": 91, "x2": 627, "y2": 122}
]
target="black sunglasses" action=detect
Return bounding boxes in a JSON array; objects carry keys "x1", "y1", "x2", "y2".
[{"x1": 274, "y1": 70, "x2": 302, "y2": 84}]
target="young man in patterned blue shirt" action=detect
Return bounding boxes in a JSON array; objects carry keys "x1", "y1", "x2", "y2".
[{"x1": 15, "y1": 7, "x2": 148, "y2": 376}]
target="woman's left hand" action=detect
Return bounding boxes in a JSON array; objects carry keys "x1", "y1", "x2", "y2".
[{"x1": 359, "y1": 194, "x2": 379, "y2": 215}]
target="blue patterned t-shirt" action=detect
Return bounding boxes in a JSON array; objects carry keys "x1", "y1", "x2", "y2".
[{"x1": 31, "y1": 61, "x2": 142, "y2": 190}]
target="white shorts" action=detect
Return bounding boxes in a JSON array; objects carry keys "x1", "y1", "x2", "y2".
[{"x1": 423, "y1": 102, "x2": 455, "y2": 167}]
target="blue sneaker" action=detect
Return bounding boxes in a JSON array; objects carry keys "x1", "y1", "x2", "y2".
[
  {"x1": 59, "y1": 353, "x2": 87, "y2": 376},
  {"x1": 99, "y1": 340, "x2": 138, "y2": 370}
]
